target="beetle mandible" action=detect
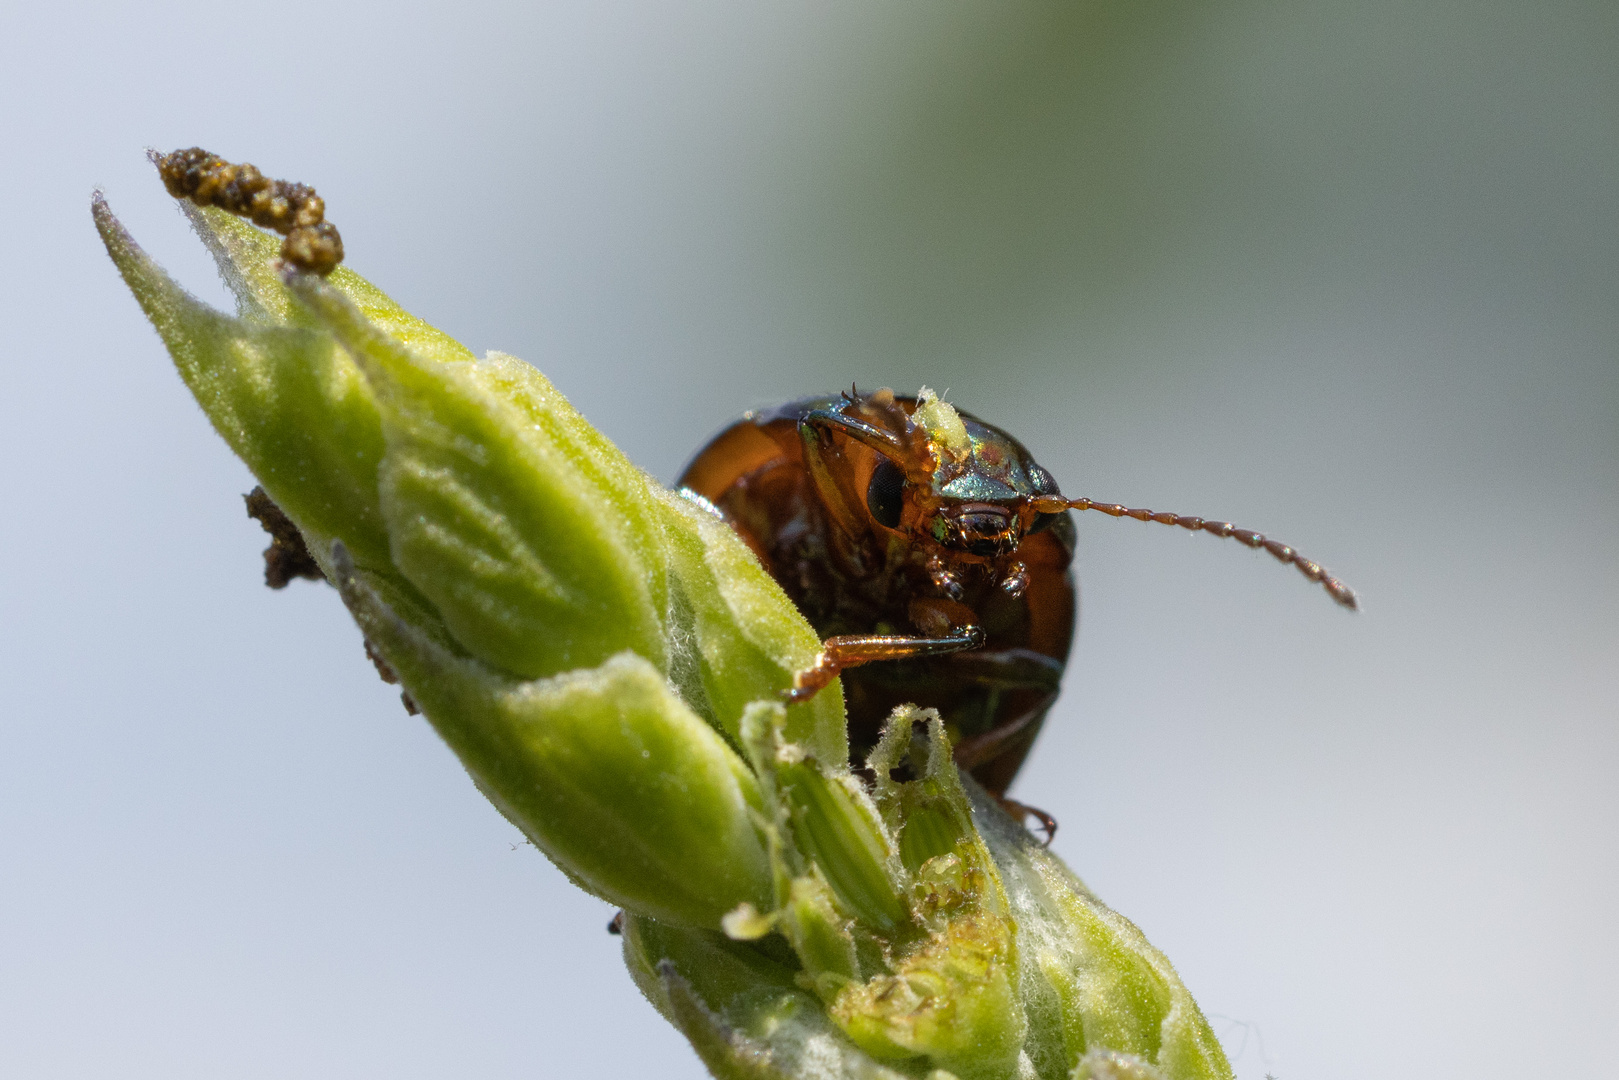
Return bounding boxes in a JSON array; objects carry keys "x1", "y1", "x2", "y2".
[{"x1": 679, "y1": 386, "x2": 1355, "y2": 837}]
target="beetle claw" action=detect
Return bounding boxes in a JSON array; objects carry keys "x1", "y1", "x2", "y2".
[
  {"x1": 999, "y1": 798, "x2": 1058, "y2": 846},
  {"x1": 999, "y1": 561, "x2": 1030, "y2": 597},
  {"x1": 926, "y1": 555, "x2": 964, "y2": 600}
]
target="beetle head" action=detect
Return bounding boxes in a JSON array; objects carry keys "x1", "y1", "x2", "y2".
[
  {"x1": 811, "y1": 387, "x2": 1358, "y2": 610},
  {"x1": 825, "y1": 388, "x2": 1065, "y2": 580}
]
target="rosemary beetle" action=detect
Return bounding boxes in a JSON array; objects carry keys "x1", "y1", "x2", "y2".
[{"x1": 679, "y1": 387, "x2": 1354, "y2": 836}]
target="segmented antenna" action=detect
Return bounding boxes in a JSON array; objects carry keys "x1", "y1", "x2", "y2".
[
  {"x1": 1032, "y1": 495, "x2": 1358, "y2": 610},
  {"x1": 153, "y1": 148, "x2": 344, "y2": 275}
]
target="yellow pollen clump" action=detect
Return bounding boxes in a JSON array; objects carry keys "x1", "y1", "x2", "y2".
[{"x1": 914, "y1": 387, "x2": 971, "y2": 463}]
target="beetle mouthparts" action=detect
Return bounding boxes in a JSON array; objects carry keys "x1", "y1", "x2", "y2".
[{"x1": 946, "y1": 504, "x2": 1018, "y2": 557}]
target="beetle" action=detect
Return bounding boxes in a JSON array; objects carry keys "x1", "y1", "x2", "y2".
[{"x1": 678, "y1": 386, "x2": 1355, "y2": 836}]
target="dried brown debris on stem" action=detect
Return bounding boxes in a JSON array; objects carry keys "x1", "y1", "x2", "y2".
[
  {"x1": 155, "y1": 148, "x2": 344, "y2": 275},
  {"x1": 244, "y1": 487, "x2": 323, "y2": 588}
]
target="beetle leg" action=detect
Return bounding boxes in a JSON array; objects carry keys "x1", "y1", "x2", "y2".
[
  {"x1": 952, "y1": 689, "x2": 1057, "y2": 773},
  {"x1": 998, "y1": 560, "x2": 1030, "y2": 597},
  {"x1": 948, "y1": 649, "x2": 1064, "y2": 801},
  {"x1": 941, "y1": 650, "x2": 1065, "y2": 844},
  {"x1": 797, "y1": 414, "x2": 877, "y2": 554},
  {"x1": 998, "y1": 798, "x2": 1058, "y2": 846},
  {"x1": 785, "y1": 625, "x2": 986, "y2": 704},
  {"x1": 925, "y1": 554, "x2": 964, "y2": 600},
  {"x1": 944, "y1": 647, "x2": 1063, "y2": 694}
]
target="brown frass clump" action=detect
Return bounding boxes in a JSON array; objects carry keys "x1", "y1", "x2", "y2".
[
  {"x1": 243, "y1": 486, "x2": 324, "y2": 588},
  {"x1": 363, "y1": 637, "x2": 420, "y2": 715},
  {"x1": 157, "y1": 147, "x2": 344, "y2": 275}
]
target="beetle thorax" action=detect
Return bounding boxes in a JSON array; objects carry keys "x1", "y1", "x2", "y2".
[{"x1": 827, "y1": 387, "x2": 1055, "y2": 598}]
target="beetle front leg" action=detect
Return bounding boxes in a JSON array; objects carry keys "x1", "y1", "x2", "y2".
[{"x1": 785, "y1": 625, "x2": 986, "y2": 704}]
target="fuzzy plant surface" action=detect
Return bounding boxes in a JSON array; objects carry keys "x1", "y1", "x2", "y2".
[{"x1": 95, "y1": 186, "x2": 1235, "y2": 1080}]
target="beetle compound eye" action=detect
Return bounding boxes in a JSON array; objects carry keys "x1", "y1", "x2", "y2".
[
  {"x1": 1028, "y1": 511, "x2": 1060, "y2": 535},
  {"x1": 866, "y1": 457, "x2": 907, "y2": 528}
]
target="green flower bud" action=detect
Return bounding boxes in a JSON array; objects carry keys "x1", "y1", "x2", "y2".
[
  {"x1": 868, "y1": 707, "x2": 981, "y2": 875},
  {"x1": 286, "y1": 269, "x2": 668, "y2": 681},
  {"x1": 333, "y1": 547, "x2": 772, "y2": 928},
  {"x1": 100, "y1": 173, "x2": 1233, "y2": 1080},
  {"x1": 623, "y1": 915, "x2": 918, "y2": 1080},
  {"x1": 656, "y1": 491, "x2": 846, "y2": 761},
  {"x1": 641, "y1": 709, "x2": 1230, "y2": 1080},
  {"x1": 826, "y1": 714, "x2": 1024, "y2": 1080},
  {"x1": 830, "y1": 910, "x2": 1022, "y2": 1079},
  {"x1": 94, "y1": 193, "x2": 801, "y2": 927},
  {"x1": 968, "y1": 784, "x2": 1231, "y2": 1080},
  {"x1": 95, "y1": 197, "x2": 395, "y2": 572},
  {"x1": 778, "y1": 874, "x2": 862, "y2": 992},
  {"x1": 773, "y1": 757, "x2": 906, "y2": 934},
  {"x1": 787, "y1": 761, "x2": 906, "y2": 929}
]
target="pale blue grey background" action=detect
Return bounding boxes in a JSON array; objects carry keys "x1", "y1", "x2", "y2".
[{"x1": 2, "y1": 2, "x2": 1615, "y2": 1078}]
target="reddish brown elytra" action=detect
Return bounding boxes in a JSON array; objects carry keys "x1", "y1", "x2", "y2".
[{"x1": 679, "y1": 387, "x2": 1355, "y2": 839}]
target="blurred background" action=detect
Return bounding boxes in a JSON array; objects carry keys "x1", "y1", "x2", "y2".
[{"x1": 2, "y1": 1, "x2": 1615, "y2": 1077}]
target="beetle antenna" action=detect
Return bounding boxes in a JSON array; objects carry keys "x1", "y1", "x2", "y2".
[{"x1": 1035, "y1": 496, "x2": 1358, "y2": 610}]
